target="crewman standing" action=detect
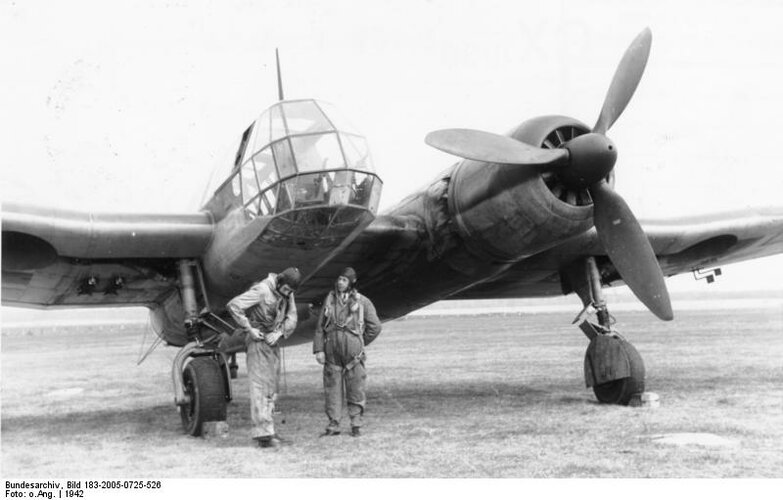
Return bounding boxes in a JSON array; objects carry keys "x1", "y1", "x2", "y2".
[
  {"x1": 313, "y1": 267, "x2": 382, "y2": 437},
  {"x1": 227, "y1": 267, "x2": 301, "y2": 448}
]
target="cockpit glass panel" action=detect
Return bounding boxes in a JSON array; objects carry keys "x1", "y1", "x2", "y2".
[
  {"x1": 231, "y1": 172, "x2": 241, "y2": 197},
  {"x1": 236, "y1": 123, "x2": 255, "y2": 168},
  {"x1": 282, "y1": 101, "x2": 334, "y2": 134},
  {"x1": 331, "y1": 170, "x2": 352, "y2": 187},
  {"x1": 368, "y1": 177, "x2": 382, "y2": 213},
  {"x1": 245, "y1": 195, "x2": 260, "y2": 217},
  {"x1": 258, "y1": 185, "x2": 278, "y2": 216},
  {"x1": 316, "y1": 101, "x2": 360, "y2": 135},
  {"x1": 253, "y1": 147, "x2": 278, "y2": 188},
  {"x1": 294, "y1": 174, "x2": 329, "y2": 206},
  {"x1": 350, "y1": 172, "x2": 373, "y2": 206},
  {"x1": 270, "y1": 104, "x2": 287, "y2": 141},
  {"x1": 272, "y1": 139, "x2": 297, "y2": 178},
  {"x1": 291, "y1": 133, "x2": 345, "y2": 172},
  {"x1": 276, "y1": 178, "x2": 295, "y2": 212},
  {"x1": 339, "y1": 133, "x2": 375, "y2": 172},
  {"x1": 241, "y1": 161, "x2": 261, "y2": 206},
  {"x1": 250, "y1": 109, "x2": 271, "y2": 157}
]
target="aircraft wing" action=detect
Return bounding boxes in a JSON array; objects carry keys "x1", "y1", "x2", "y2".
[
  {"x1": 1, "y1": 202, "x2": 213, "y2": 308},
  {"x1": 452, "y1": 207, "x2": 783, "y2": 300}
]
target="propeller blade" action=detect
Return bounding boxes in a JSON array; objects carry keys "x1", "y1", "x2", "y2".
[
  {"x1": 590, "y1": 181, "x2": 673, "y2": 320},
  {"x1": 425, "y1": 128, "x2": 569, "y2": 165},
  {"x1": 593, "y1": 28, "x2": 652, "y2": 135}
]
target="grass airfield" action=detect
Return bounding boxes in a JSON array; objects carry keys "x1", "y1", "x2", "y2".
[{"x1": 2, "y1": 307, "x2": 782, "y2": 478}]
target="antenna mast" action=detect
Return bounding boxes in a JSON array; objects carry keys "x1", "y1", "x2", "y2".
[{"x1": 275, "y1": 48, "x2": 284, "y2": 101}]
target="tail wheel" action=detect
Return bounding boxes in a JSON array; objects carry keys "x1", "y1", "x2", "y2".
[
  {"x1": 180, "y1": 356, "x2": 227, "y2": 436},
  {"x1": 591, "y1": 337, "x2": 645, "y2": 405}
]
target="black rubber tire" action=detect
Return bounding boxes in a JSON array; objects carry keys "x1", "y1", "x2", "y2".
[
  {"x1": 180, "y1": 357, "x2": 227, "y2": 436},
  {"x1": 591, "y1": 337, "x2": 645, "y2": 405}
]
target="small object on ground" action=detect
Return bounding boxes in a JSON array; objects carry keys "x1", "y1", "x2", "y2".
[
  {"x1": 201, "y1": 421, "x2": 229, "y2": 439},
  {"x1": 629, "y1": 392, "x2": 660, "y2": 408}
]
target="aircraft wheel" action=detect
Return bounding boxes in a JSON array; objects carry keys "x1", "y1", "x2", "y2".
[
  {"x1": 589, "y1": 337, "x2": 645, "y2": 405},
  {"x1": 180, "y1": 357, "x2": 227, "y2": 436}
]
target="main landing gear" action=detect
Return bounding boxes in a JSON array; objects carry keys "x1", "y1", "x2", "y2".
[
  {"x1": 569, "y1": 257, "x2": 646, "y2": 405},
  {"x1": 174, "y1": 345, "x2": 231, "y2": 435},
  {"x1": 171, "y1": 260, "x2": 242, "y2": 436}
]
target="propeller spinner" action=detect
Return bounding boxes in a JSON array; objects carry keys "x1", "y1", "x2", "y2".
[{"x1": 425, "y1": 28, "x2": 672, "y2": 321}]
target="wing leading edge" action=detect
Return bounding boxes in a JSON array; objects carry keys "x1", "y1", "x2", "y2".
[
  {"x1": 1, "y1": 202, "x2": 214, "y2": 308},
  {"x1": 452, "y1": 207, "x2": 783, "y2": 300}
]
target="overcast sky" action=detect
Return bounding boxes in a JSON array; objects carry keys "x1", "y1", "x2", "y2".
[{"x1": 2, "y1": 0, "x2": 783, "y2": 309}]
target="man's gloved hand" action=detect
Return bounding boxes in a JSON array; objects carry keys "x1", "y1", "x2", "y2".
[
  {"x1": 315, "y1": 352, "x2": 325, "y2": 365},
  {"x1": 265, "y1": 330, "x2": 283, "y2": 346},
  {"x1": 247, "y1": 327, "x2": 265, "y2": 342}
]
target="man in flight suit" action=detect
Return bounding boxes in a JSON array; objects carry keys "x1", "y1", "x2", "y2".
[
  {"x1": 313, "y1": 267, "x2": 382, "y2": 437},
  {"x1": 227, "y1": 267, "x2": 301, "y2": 448}
]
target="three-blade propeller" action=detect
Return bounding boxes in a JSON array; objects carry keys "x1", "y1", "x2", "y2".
[{"x1": 425, "y1": 28, "x2": 672, "y2": 321}]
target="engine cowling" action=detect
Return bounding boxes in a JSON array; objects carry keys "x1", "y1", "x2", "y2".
[{"x1": 446, "y1": 115, "x2": 602, "y2": 262}]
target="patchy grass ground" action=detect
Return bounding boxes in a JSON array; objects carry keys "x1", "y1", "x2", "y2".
[{"x1": 2, "y1": 307, "x2": 782, "y2": 478}]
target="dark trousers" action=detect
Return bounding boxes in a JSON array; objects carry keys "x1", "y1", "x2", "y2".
[{"x1": 323, "y1": 329, "x2": 366, "y2": 428}]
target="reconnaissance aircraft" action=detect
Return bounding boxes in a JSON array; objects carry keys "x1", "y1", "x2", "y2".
[{"x1": 3, "y1": 30, "x2": 783, "y2": 435}]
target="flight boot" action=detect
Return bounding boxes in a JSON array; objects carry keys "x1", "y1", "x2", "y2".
[
  {"x1": 256, "y1": 435, "x2": 287, "y2": 448},
  {"x1": 321, "y1": 419, "x2": 341, "y2": 437}
]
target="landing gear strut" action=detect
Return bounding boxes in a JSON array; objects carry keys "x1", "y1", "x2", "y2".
[
  {"x1": 171, "y1": 260, "x2": 235, "y2": 436},
  {"x1": 570, "y1": 257, "x2": 646, "y2": 405}
]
